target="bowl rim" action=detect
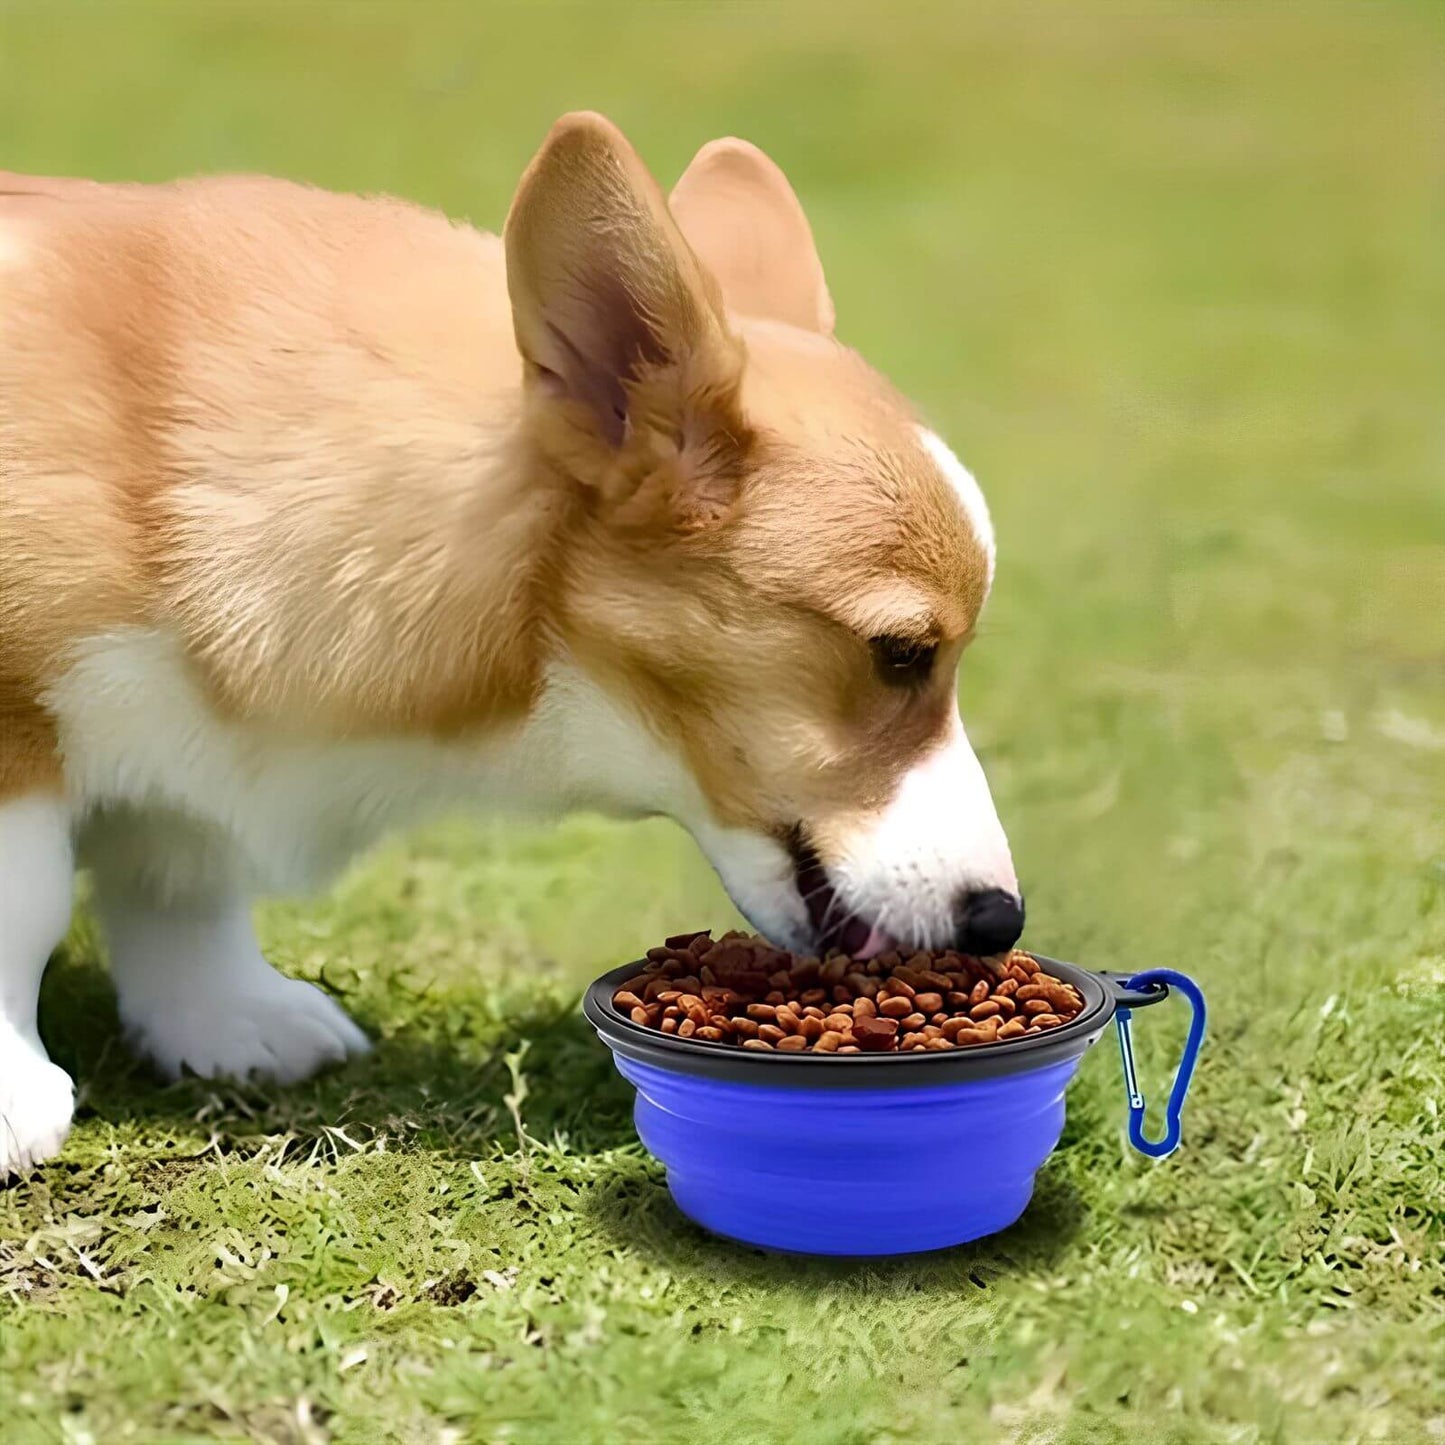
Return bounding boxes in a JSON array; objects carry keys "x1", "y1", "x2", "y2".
[{"x1": 583, "y1": 953, "x2": 1165, "y2": 1089}]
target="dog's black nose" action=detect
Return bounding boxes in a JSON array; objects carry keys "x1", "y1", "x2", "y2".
[{"x1": 953, "y1": 888, "x2": 1026, "y2": 955}]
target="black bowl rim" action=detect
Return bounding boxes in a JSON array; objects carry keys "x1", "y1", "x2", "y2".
[{"x1": 583, "y1": 954, "x2": 1167, "y2": 1089}]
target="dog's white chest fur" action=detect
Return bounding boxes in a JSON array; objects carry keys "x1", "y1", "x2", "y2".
[{"x1": 45, "y1": 629, "x2": 691, "y2": 897}]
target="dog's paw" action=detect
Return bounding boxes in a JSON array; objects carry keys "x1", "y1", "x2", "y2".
[
  {"x1": 0, "y1": 1042, "x2": 75, "y2": 1179},
  {"x1": 126, "y1": 971, "x2": 371, "y2": 1086}
]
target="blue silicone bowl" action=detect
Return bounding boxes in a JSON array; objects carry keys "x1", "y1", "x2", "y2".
[{"x1": 584, "y1": 956, "x2": 1204, "y2": 1256}]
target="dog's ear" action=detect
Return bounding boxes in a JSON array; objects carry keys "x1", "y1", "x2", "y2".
[
  {"x1": 670, "y1": 138, "x2": 834, "y2": 335},
  {"x1": 506, "y1": 114, "x2": 747, "y2": 535}
]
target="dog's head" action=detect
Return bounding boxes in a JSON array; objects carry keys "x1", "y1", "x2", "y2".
[{"x1": 507, "y1": 113, "x2": 1020, "y2": 957}]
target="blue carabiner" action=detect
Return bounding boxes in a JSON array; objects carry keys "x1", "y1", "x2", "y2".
[{"x1": 1114, "y1": 968, "x2": 1206, "y2": 1159}]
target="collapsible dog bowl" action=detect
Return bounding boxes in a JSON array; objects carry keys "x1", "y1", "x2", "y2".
[{"x1": 584, "y1": 957, "x2": 1204, "y2": 1256}]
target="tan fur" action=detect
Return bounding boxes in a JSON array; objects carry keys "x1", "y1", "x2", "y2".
[
  {"x1": 670, "y1": 138, "x2": 835, "y2": 334},
  {"x1": 0, "y1": 170, "x2": 543, "y2": 739},
  {"x1": 0, "y1": 116, "x2": 988, "y2": 839}
]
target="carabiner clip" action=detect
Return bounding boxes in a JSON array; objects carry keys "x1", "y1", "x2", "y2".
[{"x1": 1114, "y1": 968, "x2": 1206, "y2": 1159}]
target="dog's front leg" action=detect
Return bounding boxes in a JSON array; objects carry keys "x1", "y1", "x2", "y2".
[
  {"x1": 0, "y1": 791, "x2": 78, "y2": 1176},
  {"x1": 88, "y1": 820, "x2": 371, "y2": 1085}
]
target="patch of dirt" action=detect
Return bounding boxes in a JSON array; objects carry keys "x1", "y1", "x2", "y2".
[{"x1": 423, "y1": 1271, "x2": 478, "y2": 1307}]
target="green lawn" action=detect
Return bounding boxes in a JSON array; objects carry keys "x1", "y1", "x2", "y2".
[{"x1": 2, "y1": 2, "x2": 1442, "y2": 1441}]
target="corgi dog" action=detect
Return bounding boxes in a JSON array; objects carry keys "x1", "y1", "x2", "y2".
[{"x1": 0, "y1": 114, "x2": 1022, "y2": 1175}]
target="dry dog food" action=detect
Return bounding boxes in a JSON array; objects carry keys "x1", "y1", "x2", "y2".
[{"x1": 611, "y1": 932, "x2": 1085, "y2": 1053}]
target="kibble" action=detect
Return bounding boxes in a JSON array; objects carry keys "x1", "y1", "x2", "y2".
[{"x1": 611, "y1": 933, "x2": 1085, "y2": 1055}]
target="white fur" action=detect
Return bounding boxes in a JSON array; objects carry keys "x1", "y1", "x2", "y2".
[
  {"x1": 45, "y1": 628, "x2": 808, "y2": 1036},
  {"x1": 49, "y1": 627, "x2": 797, "y2": 908},
  {"x1": 52, "y1": 629, "x2": 585, "y2": 897},
  {"x1": 0, "y1": 793, "x2": 77, "y2": 1176},
  {"x1": 0, "y1": 1049, "x2": 73, "y2": 1179},
  {"x1": 829, "y1": 707, "x2": 1016, "y2": 950},
  {"x1": 918, "y1": 427, "x2": 995, "y2": 587},
  {"x1": 98, "y1": 886, "x2": 370, "y2": 1082}
]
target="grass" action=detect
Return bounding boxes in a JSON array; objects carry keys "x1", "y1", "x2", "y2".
[{"x1": 1, "y1": 1, "x2": 1442, "y2": 1440}]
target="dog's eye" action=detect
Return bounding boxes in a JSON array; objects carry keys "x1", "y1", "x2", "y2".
[{"x1": 870, "y1": 634, "x2": 937, "y2": 686}]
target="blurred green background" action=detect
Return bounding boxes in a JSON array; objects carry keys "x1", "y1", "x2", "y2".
[{"x1": 1, "y1": 3, "x2": 1441, "y2": 1442}]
